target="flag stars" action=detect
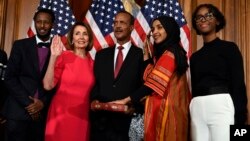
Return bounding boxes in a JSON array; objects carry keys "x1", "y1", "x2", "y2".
[
  {"x1": 57, "y1": 29, "x2": 61, "y2": 34},
  {"x1": 42, "y1": 5, "x2": 47, "y2": 8},
  {"x1": 53, "y1": 7, "x2": 57, "y2": 11},
  {"x1": 151, "y1": 7, "x2": 155, "y2": 11},
  {"x1": 104, "y1": 28, "x2": 109, "y2": 33}
]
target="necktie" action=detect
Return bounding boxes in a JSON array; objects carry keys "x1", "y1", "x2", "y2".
[
  {"x1": 114, "y1": 46, "x2": 124, "y2": 78},
  {"x1": 37, "y1": 42, "x2": 50, "y2": 48}
]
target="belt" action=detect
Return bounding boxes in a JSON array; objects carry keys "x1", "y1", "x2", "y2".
[{"x1": 193, "y1": 86, "x2": 229, "y2": 97}]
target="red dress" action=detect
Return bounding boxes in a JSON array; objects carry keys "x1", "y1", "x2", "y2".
[{"x1": 45, "y1": 51, "x2": 94, "y2": 141}]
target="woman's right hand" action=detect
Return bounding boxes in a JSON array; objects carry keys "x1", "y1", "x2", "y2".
[
  {"x1": 143, "y1": 31, "x2": 152, "y2": 60},
  {"x1": 50, "y1": 35, "x2": 63, "y2": 57}
]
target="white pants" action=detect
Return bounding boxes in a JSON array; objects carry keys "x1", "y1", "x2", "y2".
[{"x1": 189, "y1": 94, "x2": 235, "y2": 141}]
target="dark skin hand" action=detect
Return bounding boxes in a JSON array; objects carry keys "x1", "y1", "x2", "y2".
[{"x1": 25, "y1": 96, "x2": 44, "y2": 120}]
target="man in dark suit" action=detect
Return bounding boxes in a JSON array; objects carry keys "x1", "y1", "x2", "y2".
[
  {"x1": 3, "y1": 9, "x2": 55, "y2": 141},
  {"x1": 0, "y1": 49, "x2": 7, "y2": 140},
  {"x1": 90, "y1": 11, "x2": 145, "y2": 141}
]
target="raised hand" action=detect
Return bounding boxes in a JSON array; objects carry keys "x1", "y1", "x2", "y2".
[
  {"x1": 143, "y1": 31, "x2": 152, "y2": 60},
  {"x1": 50, "y1": 35, "x2": 63, "y2": 57}
]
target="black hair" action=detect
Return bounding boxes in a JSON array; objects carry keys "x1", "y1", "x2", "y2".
[
  {"x1": 192, "y1": 4, "x2": 226, "y2": 35},
  {"x1": 33, "y1": 8, "x2": 55, "y2": 23}
]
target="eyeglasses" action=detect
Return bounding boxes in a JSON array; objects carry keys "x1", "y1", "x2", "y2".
[{"x1": 195, "y1": 12, "x2": 214, "y2": 23}]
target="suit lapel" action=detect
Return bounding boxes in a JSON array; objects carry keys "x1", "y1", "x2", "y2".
[
  {"x1": 29, "y1": 37, "x2": 40, "y2": 75},
  {"x1": 108, "y1": 47, "x2": 116, "y2": 80}
]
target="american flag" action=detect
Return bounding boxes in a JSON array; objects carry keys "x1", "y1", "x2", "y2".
[
  {"x1": 84, "y1": 0, "x2": 191, "y2": 59},
  {"x1": 84, "y1": 0, "x2": 124, "y2": 58},
  {"x1": 27, "y1": 0, "x2": 76, "y2": 43}
]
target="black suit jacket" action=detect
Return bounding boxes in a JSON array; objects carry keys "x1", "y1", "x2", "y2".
[
  {"x1": 90, "y1": 44, "x2": 145, "y2": 140},
  {"x1": 3, "y1": 36, "x2": 54, "y2": 120},
  {"x1": 0, "y1": 50, "x2": 7, "y2": 114}
]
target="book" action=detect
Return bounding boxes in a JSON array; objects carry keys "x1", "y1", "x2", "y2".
[{"x1": 91, "y1": 101, "x2": 128, "y2": 112}]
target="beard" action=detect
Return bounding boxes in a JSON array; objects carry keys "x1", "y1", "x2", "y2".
[{"x1": 36, "y1": 30, "x2": 52, "y2": 41}]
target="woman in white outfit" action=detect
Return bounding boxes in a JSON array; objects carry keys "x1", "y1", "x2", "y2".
[{"x1": 190, "y1": 3, "x2": 247, "y2": 141}]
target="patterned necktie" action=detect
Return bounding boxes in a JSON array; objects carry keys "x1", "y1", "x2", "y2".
[{"x1": 114, "y1": 46, "x2": 124, "y2": 78}]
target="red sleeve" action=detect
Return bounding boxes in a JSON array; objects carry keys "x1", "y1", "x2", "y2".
[
  {"x1": 54, "y1": 53, "x2": 64, "y2": 85},
  {"x1": 144, "y1": 51, "x2": 175, "y2": 97}
]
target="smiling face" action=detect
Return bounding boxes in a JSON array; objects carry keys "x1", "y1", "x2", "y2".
[
  {"x1": 113, "y1": 12, "x2": 133, "y2": 44},
  {"x1": 151, "y1": 20, "x2": 167, "y2": 44},
  {"x1": 195, "y1": 7, "x2": 218, "y2": 35},
  {"x1": 72, "y1": 25, "x2": 89, "y2": 49},
  {"x1": 34, "y1": 12, "x2": 54, "y2": 41}
]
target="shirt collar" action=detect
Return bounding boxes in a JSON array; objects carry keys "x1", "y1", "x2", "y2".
[
  {"x1": 36, "y1": 35, "x2": 51, "y2": 44},
  {"x1": 116, "y1": 41, "x2": 131, "y2": 51}
]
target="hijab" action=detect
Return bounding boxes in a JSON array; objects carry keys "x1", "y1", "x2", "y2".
[{"x1": 153, "y1": 16, "x2": 188, "y2": 75}]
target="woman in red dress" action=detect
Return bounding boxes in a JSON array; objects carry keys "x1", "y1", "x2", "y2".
[{"x1": 43, "y1": 22, "x2": 94, "y2": 141}]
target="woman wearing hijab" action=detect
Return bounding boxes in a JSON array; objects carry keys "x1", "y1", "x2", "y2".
[{"x1": 111, "y1": 16, "x2": 191, "y2": 141}]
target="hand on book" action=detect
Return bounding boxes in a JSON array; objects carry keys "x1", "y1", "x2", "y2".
[{"x1": 91, "y1": 100, "x2": 129, "y2": 113}]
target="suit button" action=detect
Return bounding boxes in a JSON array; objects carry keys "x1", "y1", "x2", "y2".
[{"x1": 113, "y1": 85, "x2": 116, "y2": 87}]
